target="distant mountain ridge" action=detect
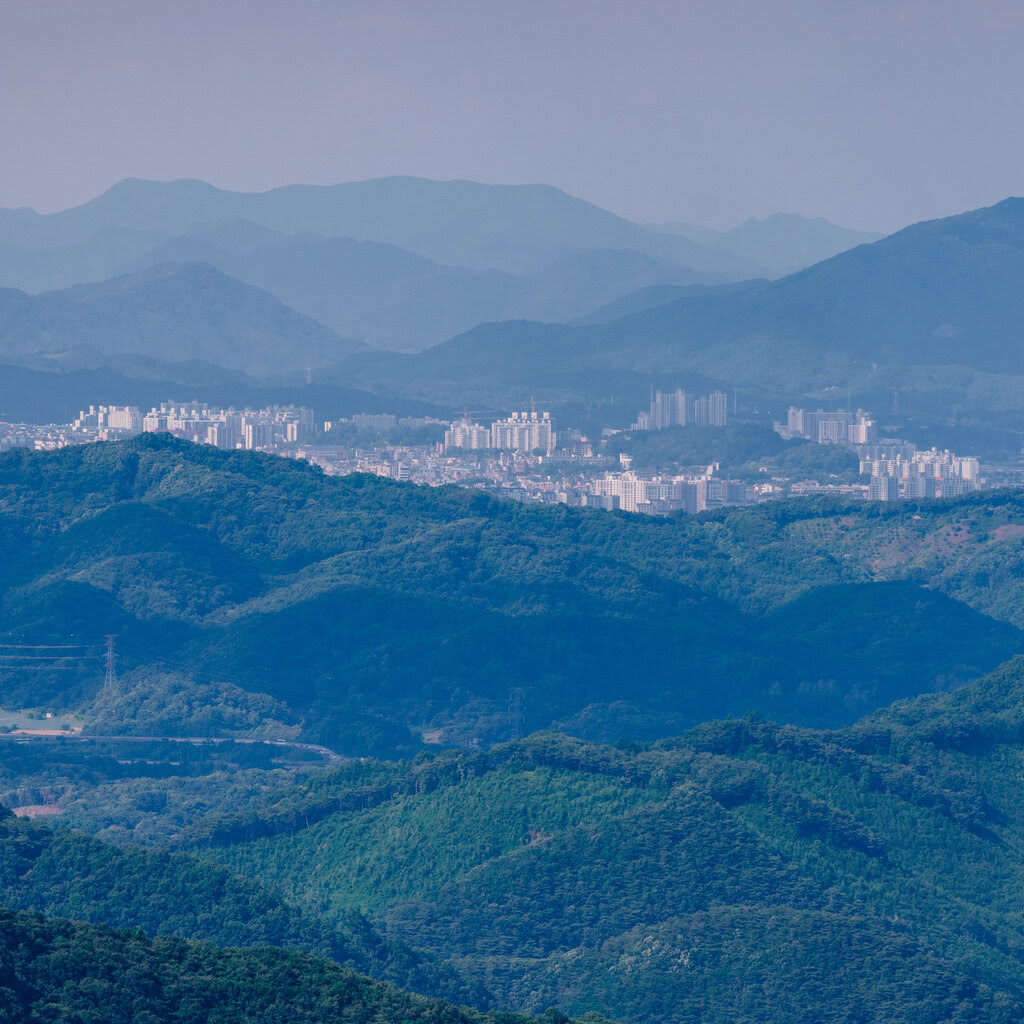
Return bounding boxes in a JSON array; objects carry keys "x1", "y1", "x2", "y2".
[
  {"x1": 0, "y1": 176, "x2": 775, "y2": 350},
  {"x1": 0, "y1": 176, "x2": 761, "y2": 275},
  {"x1": 3, "y1": 182, "x2": 1020, "y2": 419},
  {"x1": 0, "y1": 262, "x2": 365, "y2": 378},
  {"x1": 655, "y1": 212, "x2": 882, "y2": 273},
  {"x1": 120, "y1": 220, "x2": 725, "y2": 349},
  {"x1": 348, "y1": 196, "x2": 1024, "y2": 418}
]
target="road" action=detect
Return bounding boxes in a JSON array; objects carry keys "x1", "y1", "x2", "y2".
[{"x1": 0, "y1": 731, "x2": 346, "y2": 762}]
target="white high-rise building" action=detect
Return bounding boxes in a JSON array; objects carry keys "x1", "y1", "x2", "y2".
[
  {"x1": 444, "y1": 421, "x2": 492, "y2": 450},
  {"x1": 708, "y1": 391, "x2": 728, "y2": 427},
  {"x1": 490, "y1": 412, "x2": 555, "y2": 455},
  {"x1": 635, "y1": 388, "x2": 727, "y2": 431},
  {"x1": 848, "y1": 411, "x2": 876, "y2": 444},
  {"x1": 243, "y1": 421, "x2": 272, "y2": 450},
  {"x1": 73, "y1": 405, "x2": 142, "y2": 433},
  {"x1": 868, "y1": 474, "x2": 899, "y2": 501}
]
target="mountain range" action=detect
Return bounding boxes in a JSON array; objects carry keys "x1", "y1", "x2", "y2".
[
  {"x1": 0, "y1": 177, "x2": 877, "y2": 352},
  {"x1": 343, "y1": 196, "x2": 1024, "y2": 423},
  {"x1": 4, "y1": 187, "x2": 1020, "y2": 432},
  {"x1": 655, "y1": 212, "x2": 882, "y2": 274}
]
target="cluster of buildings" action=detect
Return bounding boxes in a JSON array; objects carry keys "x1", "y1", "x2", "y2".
[
  {"x1": 0, "y1": 394, "x2": 1005, "y2": 514},
  {"x1": 632, "y1": 388, "x2": 729, "y2": 430},
  {"x1": 443, "y1": 411, "x2": 557, "y2": 455},
  {"x1": 776, "y1": 407, "x2": 877, "y2": 445},
  {"x1": 298, "y1": 438, "x2": 754, "y2": 516},
  {"x1": 302, "y1": 449, "x2": 752, "y2": 515},
  {"x1": 0, "y1": 421, "x2": 60, "y2": 451},
  {"x1": 570, "y1": 471, "x2": 748, "y2": 514},
  {"x1": 71, "y1": 402, "x2": 316, "y2": 449},
  {"x1": 860, "y1": 443, "x2": 980, "y2": 500},
  {"x1": 776, "y1": 406, "x2": 981, "y2": 500}
]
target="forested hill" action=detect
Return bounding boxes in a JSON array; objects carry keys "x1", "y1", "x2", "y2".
[
  {"x1": 183, "y1": 657, "x2": 1024, "y2": 1023},
  {"x1": 0, "y1": 906, "x2": 598, "y2": 1024},
  {"x1": 4, "y1": 435, "x2": 1024, "y2": 754},
  {"x1": 10, "y1": 661, "x2": 1024, "y2": 1022},
  {"x1": 0, "y1": 804, "x2": 480, "y2": 1005}
]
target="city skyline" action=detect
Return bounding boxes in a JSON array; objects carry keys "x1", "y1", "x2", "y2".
[{"x1": 1, "y1": 394, "x2": 990, "y2": 511}]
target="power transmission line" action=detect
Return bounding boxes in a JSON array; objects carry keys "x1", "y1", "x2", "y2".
[
  {"x1": 104, "y1": 635, "x2": 118, "y2": 689},
  {"x1": 0, "y1": 640, "x2": 100, "y2": 670},
  {"x1": 508, "y1": 687, "x2": 525, "y2": 741}
]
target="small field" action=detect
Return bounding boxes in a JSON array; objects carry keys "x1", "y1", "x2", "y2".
[
  {"x1": 0, "y1": 708, "x2": 83, "y2": 733},
  {"x1": 10, "y1": 804, "x2": 64, "y2": 819}
]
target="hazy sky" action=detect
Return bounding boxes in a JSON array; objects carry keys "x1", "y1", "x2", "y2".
[{"x1": 2, "y1": 0, "x2": 1022, "y2": 232}]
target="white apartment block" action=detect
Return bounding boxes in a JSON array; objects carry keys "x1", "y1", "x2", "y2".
[
  {"x1": 444, "y1": 421, "x2": 492, "y2": 450},
  {"x1": 490, "y1": 412, "x2": 556, "y2": 455},
  {"x1": 73, "y1": 405, "x2": 143, "y2": 433},
  {"x1": 592, "y1": 471, "x2": 709, "y2": 514},
  {"x1": 634, "y1": 389, "x2": 728, "y2": 431}
]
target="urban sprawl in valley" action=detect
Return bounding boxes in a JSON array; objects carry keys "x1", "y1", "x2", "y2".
[{"x1": 0, "y1": 386, "x2": 996, "y2": 514}]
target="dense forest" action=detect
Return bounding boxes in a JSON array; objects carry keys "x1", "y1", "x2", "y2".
[
  {"x1": 3, "y1": 436, "x2": 1024, "y2": 754},
  {"x1": 9, "y1": 658, "x2": 1024, "y2": 1020},
  {"x1": 0, "y1": 804, "x2": 479, "y2": 1005},
  {"x1": 0, "y1": 907, "x2": 602, "y2": 1024},
  {"x1": 183, "y1": 656, "x2": 1024, "y2": 1021},
  {"x1": 4, "y1": 440, "x2": 1024, "y2": 1019}
]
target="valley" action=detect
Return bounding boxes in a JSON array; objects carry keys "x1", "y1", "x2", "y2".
[
  {"x1": 6, "y1": 3, "x2": 1023, "y2": 1018},
  {"x1": 3, "y1": 180, "x2": 1024, "y2": 1023}
]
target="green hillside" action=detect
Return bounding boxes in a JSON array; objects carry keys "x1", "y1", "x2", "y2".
[
  {"x1": 0, "y1": 907, "x2": 593, "y2": 1024},
  {"x1": 0, "y1": 804, "x2": 479, "y2": 1005},
  {"x1": 190, "y1": 658, "x2": 1024, "y2": 1022},
  {"x1": 7, "y1": 659, "x2": 1024, "y2": 1021},
  {"x1": 3, "y1": 436, "x2": 1024, "y2": 754}
]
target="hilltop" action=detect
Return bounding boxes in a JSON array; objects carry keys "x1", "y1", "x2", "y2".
[{"x1": 0, "y1": 262, "x2": 365, "y2": 379}]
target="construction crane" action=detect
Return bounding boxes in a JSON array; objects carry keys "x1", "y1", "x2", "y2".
[{"x1": 459, "y1": 408, "x2": 501, "y2": 424}]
